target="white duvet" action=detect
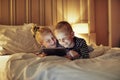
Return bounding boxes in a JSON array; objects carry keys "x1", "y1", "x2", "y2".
[{"x1": 1, "y1": 47, "x2": 120, "y2": 80}]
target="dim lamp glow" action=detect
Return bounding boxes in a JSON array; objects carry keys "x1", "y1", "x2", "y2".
[
  {"x1": 72, "y1": 23, "x2": 89, "y2": 34},
  {"x1": 72, "y1": 23, "x2": 90, "y2": 44}
]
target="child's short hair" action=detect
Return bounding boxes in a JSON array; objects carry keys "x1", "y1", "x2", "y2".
[
  {"x1": 55, "y1": 21, "x2": 73, "y2": 35},
  {"x1": 32, "y1": 26, "x2": 54, "y2": 44}
]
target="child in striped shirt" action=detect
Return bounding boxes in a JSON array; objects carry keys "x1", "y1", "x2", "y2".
[{"x1": 54, "y1": 21, "x2": 90, "y2": 60}]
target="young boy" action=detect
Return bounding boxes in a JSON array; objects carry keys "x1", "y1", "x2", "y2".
[
  {"x1": 54, "y1": 21, "x2": 90, "y2": 60},
  {"x1": 31, "y1": 26, "x2": 59, "y2": 57}
]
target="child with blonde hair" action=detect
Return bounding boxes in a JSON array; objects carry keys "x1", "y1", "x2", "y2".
[
  {"x1": 54, "y1": 21, "x2": 90, "y2": 60},
  {"x1": 31, "y1": 26, "x2": 58, "y2": 57}
]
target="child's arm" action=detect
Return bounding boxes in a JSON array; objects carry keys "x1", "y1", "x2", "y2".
[
  {"x1": 80, "y1": 40, "x2": 90, "y2": 58},
  {"x1": 66, "y1": 50, "x2": 80, "y2": 60}
]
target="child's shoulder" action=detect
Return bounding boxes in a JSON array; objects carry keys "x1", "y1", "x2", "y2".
[
  {"x1": 74, "y1": 36, "x2": 85, "y2": 41},
  {"x1": 74, "y1": 37, "x2": 87, "y2": 45}
]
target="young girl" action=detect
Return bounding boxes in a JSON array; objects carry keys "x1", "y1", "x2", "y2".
[
  {"x1": 54, "y1": 21, "x2": 90, "y2": 60},
  {"x1": 31, "y1": 26, "x2": 59, "y2": 57}
]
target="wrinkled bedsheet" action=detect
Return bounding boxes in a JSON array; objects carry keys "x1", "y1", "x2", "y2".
[{"x1": 3, "y1": 48, "x2": 120, "y2": 80}]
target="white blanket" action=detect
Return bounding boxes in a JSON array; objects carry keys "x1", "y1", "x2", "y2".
[{"x1": 3, "y1": 48, "x2": 120, "y2": 80}]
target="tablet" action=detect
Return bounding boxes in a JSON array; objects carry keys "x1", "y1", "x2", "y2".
[{"x1": 42, "y1": 48, "x2": 66, "y2": 56}]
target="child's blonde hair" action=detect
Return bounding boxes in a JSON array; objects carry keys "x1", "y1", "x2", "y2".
[
  {"x1": 54, "y1": 21, "x2": 73, "y2": 35},
  {"x1": 31, "y1": 26, "x2": 54, "y2": 44}
]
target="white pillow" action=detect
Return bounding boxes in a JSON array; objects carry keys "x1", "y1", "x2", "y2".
[{"x1": 0, "y1": 23, "x2": 41, "y2": 55}]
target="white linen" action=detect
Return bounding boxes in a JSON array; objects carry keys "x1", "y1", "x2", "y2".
[
  {"x1": 0, "y1": 55, "x2": 11, "y2": 80},
  {"x1": 1, "y1": 47, "x2": 120, "y2": 80}
]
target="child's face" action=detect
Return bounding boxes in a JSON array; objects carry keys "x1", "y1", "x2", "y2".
[
  {"x1": 42, "y1": 33, "x2": 56, "y2": 48},
  {"x1": 55, "y1": 32, "x2": 74, "y2": 48}
]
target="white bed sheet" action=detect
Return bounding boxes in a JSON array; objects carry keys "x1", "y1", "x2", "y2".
[
  {"x1": 0, "y1": 47, "x2": 120, "y2": 80},
  {"x1": 0, "y1": 55, "x2": 12, "y2": 80}
]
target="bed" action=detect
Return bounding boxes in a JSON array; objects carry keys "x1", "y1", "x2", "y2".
[{"x1": 0, "y1": 24, "x2": 120, "y2": 80}]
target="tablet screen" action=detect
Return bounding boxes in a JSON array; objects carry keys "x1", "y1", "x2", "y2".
[{"x1": 42, "y1": 48, "x2": 66, "y2": 56}]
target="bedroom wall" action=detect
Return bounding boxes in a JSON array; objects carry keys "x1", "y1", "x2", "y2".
[
  {"x1": 93, "y1": 0, "x2": 120, "y2": 47},
  {"x1": 94, "y1": 0, "x2": 109, "y2": 46},
  {"x1": 0, "y1": 0, "x2": 88, "y2": 25},
  {"x1": 108, "y1": 0, "x2": 120, "y2": 47}
]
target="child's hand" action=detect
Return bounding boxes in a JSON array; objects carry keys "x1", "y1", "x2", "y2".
[
  {"x1": 67, "y1": 50, "x2": 80, "y2": 59},
  {"x1": 34, "y1": 52, "x2": 47, "y2": 57},
  {"x1": 38, "y1": 52, "x2": 47, "y2": 57},
  {"x1": 65, "y1": 53, "x2": 73, "y2": 60}
]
